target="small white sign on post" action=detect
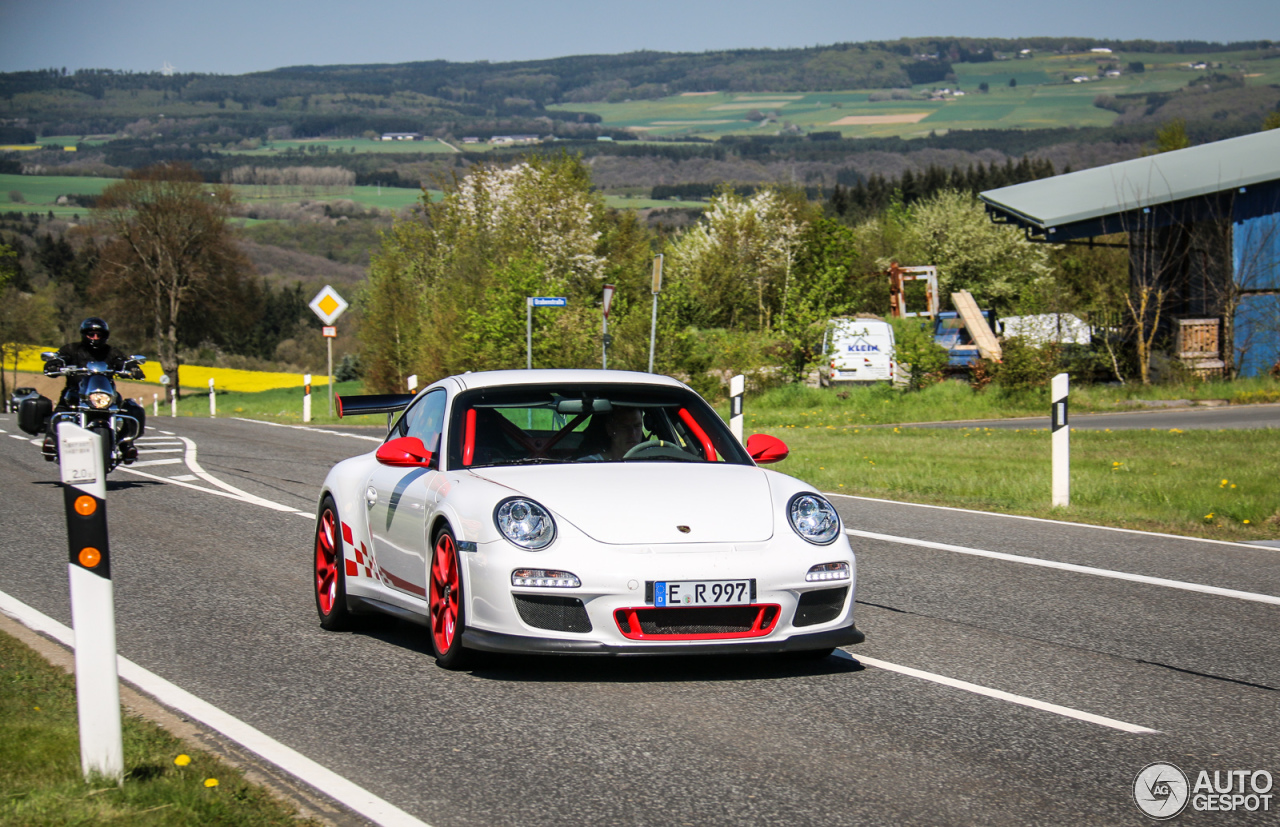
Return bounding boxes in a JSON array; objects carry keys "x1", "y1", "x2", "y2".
[{"x1": 407, "y1": 374, "x2": 418, "y2": 392}]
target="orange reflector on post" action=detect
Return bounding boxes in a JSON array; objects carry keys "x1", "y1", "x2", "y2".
[
  {"x1": 75, "y1": 495, "x2": 97, "y2": 516},
  {"x1": 78, "y1": 547, "x2": 102, "y2": 568}
]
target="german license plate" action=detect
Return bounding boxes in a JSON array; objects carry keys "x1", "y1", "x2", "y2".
[{"x1": 654, "y1": 579, "x2": 751, "y2": 607}]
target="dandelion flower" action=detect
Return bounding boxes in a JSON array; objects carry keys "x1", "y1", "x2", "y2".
[
  {"x1": 1244, "y1": 519, "x2": 1251, "y2": 524},
  {"x1": 174, "y1": 755, "x2": 191, "y2": 767},
  {"x1": 204, "y1": 778, "x2": 219, "y2": 788}
]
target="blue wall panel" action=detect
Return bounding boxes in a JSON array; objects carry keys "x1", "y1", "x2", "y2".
[{"x1": 1233, "y1": 182, "x2": 1280, "y2": 375}]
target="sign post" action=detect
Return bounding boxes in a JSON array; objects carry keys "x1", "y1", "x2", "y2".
[
  {"x1": 526, "y1": 297, "x2": 567, "y2": 369},
  {"x1": 648, "y1": 255, "x2": 663, "y2": 373},
  {"x1": 1051, "y1": 373, "x2": 1070, "y2": 507},
  {"x1": 303, "y1": 373, "x2": 312, "y2": 423},
  {"x1": 729, "y1": 374, "x2": 745, "y2": 443},
  {"x1": 309, "y1": 286, "x2": 348, "y2": 418},
  {"x1": 602, "y1": 284, "x2": 615, "y2": 370},
  {"x1": 58, "y1": 422, "x2": 124, "y2": 783}
]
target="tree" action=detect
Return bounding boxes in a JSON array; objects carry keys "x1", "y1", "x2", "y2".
[
  {"x1": 360, "y1": 155, "x2": 633, "y2": 388},
  {"x1": 868, "y1": 189, "x2": 1052, "y2": 315},
  {"x1": 666, "y1": 187, "x2": 805, "y2": 332},
  {"x1": 93, "y1": 163, "x2": 253, "y2": 390},
  {"x1": 1152, "y1": 118, "x2": 1191, "y2": 154}
]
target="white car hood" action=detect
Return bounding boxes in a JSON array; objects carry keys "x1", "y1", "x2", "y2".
[{"x1": 468, "y1": 463, "x2": 775, "y2": 545}]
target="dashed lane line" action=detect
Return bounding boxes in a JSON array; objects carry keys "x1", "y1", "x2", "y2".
[
  {"x1": 836, "y1": 650, "x2": 1159, "y2": 733},
  {"x1": 844, "y1": 528, "x2": 1280, "y2": 606},
  {"x1": 0, "y1": 591, "x2": 433, "y2": 827}
]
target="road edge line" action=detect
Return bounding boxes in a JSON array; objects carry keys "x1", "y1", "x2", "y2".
[{"x1": 0, "y1": 590, "x2": 432, "y2": 827}]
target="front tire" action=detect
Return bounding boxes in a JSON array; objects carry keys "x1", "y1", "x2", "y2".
[
  {"x1": 428, "y1": 525, "x2": 470, "y2": 670},
  {"x1": 314, "y1": 496, "x2": 354, "y2": 631}
]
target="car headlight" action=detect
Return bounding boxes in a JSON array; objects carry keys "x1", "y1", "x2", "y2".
[
  {"x1": 494, "y1": 498, "x2": 556, "y2": 550},
  {"x1": 787, "y1": 493, "x2": 840, "y2": 545},
  {"x1": 88, "y1": 391, "x2": 113, "y2": 409},
  {"x1": 806, "y1": 561, "x2": 850, "y2": 582}
]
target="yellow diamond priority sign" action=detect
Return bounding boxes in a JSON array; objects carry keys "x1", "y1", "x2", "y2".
[{"x1": 309, "y1": 285, "x2": 348, "y2": 325}]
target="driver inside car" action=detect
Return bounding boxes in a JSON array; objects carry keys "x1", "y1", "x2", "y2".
[{"x1": 580, "y1": 408, "x2": 646, "y2": 461}]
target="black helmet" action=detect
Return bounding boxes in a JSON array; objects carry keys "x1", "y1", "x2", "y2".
[{"x1": 80, "y1": 317, "x2": 110, "y2": 348}]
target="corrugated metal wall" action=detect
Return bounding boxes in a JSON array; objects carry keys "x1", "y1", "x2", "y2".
[{"x1": 1232, "y1": 181, "x2": 1280, "y2": 376}]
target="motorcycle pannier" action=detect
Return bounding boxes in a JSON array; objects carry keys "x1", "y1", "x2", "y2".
[{"x1": 17, "y1": 394, "x2": 53, "y2": 436}]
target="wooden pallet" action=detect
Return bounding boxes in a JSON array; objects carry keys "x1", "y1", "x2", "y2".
[{"x1": 951, "y1": 290, "x2": 1002, "y2": 361}]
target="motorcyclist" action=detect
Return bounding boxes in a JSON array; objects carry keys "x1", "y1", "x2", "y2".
[{"x1": 42, "y1": 317, "x2": 147, "y2": 463}]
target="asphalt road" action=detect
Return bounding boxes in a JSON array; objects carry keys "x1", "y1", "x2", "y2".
[
  {"x1": 1, "y1": 413, "x2": 1277, "y2": 826},
  {"x1": 907, "y1": 402, "x2": 1280, "y2": 430}
]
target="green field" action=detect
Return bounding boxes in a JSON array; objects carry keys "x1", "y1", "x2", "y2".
[
  {"x1": 548, "y1": 47, "x2": 1280, "y2": 140},
  {"x1": 0, "y1": 173, "x2": 437, "y2": 218}
]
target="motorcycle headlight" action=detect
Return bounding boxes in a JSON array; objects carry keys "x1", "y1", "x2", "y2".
[
  {"x1": 88, "y1": 391, "x2": 113, "y2": 409},
  {"x1": 494, "y1": 498, "x2": 556, "y2": 550},
  {"x1": 787, "y1": 493, "x2": 841, "y2": 545}
]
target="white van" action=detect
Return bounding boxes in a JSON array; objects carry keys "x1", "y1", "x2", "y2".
[{"x1": 822, "y1": 317, "x2": 898, "y2": 385}]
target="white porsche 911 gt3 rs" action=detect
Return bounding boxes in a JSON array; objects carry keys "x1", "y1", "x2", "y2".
[{"x1": 313, "y1": 369, "x2": 863, "y2": 669}]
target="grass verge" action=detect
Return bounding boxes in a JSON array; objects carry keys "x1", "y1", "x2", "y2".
[
  {"x1": 0, "y1": 629, "x2": 319, "y2": 827},
  {"x1": 768, "y1": 424, "x2": 1279, "y2": 542}
]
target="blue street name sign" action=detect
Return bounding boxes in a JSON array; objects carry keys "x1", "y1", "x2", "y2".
[{"x1": 530, "y1": 297, "x2": 567, "y2": 307}]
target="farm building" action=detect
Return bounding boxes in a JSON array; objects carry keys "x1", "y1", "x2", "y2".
[{"x1": 980, "y1": 129, "x2": 1280, "y2": 377}]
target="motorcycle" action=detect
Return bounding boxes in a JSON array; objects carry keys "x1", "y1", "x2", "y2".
[{"x1": 21, "y1": 352, "x2": 149, "y2": 473}]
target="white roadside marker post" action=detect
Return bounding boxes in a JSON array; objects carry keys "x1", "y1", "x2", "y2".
[
  {"x1": 730, "y1": 374, "x2": 745, "y2": 444},
  {"x1": 58, "y1": 422, "x2": 124, "y2": 783},
  {"x1": 407, "y1": 374, "x2": 418, "y2": 393},
  {"x1": 152, "y1": 393, "x2": 158, "y2": 416},
  {"x1": 208, "y1": 378, "x2": 216, "y2": 418},
  {"x1": 1052, "y1": 372, "x2": 1070, "y2": 507},
  {"x1": 303, "y1": 374, "x2": 312, "y2": 423}
]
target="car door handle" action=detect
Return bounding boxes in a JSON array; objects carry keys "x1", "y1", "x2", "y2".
[{"x1": 365, "y1": 486, "x2": 377, "y2": 508}]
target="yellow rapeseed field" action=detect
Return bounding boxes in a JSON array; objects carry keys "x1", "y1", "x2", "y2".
[{"x1": 13, "y1": 345, "x2": 326, "y2": 392}]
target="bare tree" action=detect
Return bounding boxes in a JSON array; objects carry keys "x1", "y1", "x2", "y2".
[{"x1": 93, "y1": 164, "x2": 251, "y2": 390}]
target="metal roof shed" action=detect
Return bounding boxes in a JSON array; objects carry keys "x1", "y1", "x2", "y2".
[
  {"x1": 979, "y1": 130, "x2": 1280, "y2": 377},
  {"x1": 978, "y1": 129, "x2": 1280, "y2": 242}
]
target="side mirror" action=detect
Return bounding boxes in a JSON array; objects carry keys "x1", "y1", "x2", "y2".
[
  {"x1": 746, "y1": 433, "x2": 789, "y2": 465},
  {"x1": 375, "y1": 436, "x2": 436, "y2": 468},
  {"x1": 41, "y1": 352, "x2": 59, "y2": 362},
  {"x1": 130, "y1": 355, "x2": 147, "y2": 364}
]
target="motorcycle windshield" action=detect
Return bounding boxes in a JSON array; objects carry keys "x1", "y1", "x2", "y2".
[{"x1": 82, "y1": 372, "x2": 117, "y2": 404}]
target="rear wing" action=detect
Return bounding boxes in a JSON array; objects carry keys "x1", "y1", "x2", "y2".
[{"x1": 335, "y1": 393, "x2": 416, "y2": 418}]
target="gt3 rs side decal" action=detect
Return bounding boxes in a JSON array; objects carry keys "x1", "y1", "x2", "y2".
[{"x1": 340, "y1": 520, "x2": 428, "y2": 597}]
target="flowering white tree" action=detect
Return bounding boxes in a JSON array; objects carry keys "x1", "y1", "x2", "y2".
[
  {"x1": 669, "y1": 188, "x2": 804, "y2": 331},
  {"x1": 361, "y1": 156, "x2": 614, "y2": 384}
]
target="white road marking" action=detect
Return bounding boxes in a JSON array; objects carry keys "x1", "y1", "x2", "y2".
[
  {"x1": 233, "y1": 416, "x2": 383, "y2": 442},
  {"x1": 844, "y1": 528, "x2": 1280, "y2": 606},
  {"x1": 170, "y1": 474, "x2": 198, "y2": 482},
  {"x1": 0, "y1": 591, "x2": 433, "y2": 827},
  {"x1": 8, "y1": 434, "x2": 27, "y2": 440},
  {"x1": 137, "y1": 448, "x2": 184, "y2": 453},
  {"x1": 835, "y1": 650, "x2": 1159, "y2": 733},
  {"x1": 117, "y1": 437, "x2": 303, "y2": 514},
  {"x1": 829, "y1": 492, "x2": 1272, "y2": 551},
  {"x1": 129, "y1": 458, "x2": 182, "y2": 467}
]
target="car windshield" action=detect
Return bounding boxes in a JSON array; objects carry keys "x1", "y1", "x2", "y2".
[{"x1": 446, "y1": 383, "x2": 752, "y2": 469}]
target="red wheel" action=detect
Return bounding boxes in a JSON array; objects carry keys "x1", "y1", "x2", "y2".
[
  {"x1": 314, "y1": 497, "x2": 353, "y2": 630},
  {"x1": 429, "y1": 526, "x2": 470, "y2": 669}
]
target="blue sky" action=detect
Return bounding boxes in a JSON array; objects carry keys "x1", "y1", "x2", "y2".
[{"x1": 1, "y1": 0, "x2": 1276, "y2": 75}]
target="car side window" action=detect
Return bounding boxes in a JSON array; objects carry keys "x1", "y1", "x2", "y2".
[{"x1": 397, "y1": 390, "x2": 447, "y2": 454}]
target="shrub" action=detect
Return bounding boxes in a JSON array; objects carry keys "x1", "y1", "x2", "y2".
[
  {"x1": 993, "y1": 336, "x2": 1060, "y2": 391},
  {"x1": 889, "y1": 317, "x2": 948, "y2": 389}
]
